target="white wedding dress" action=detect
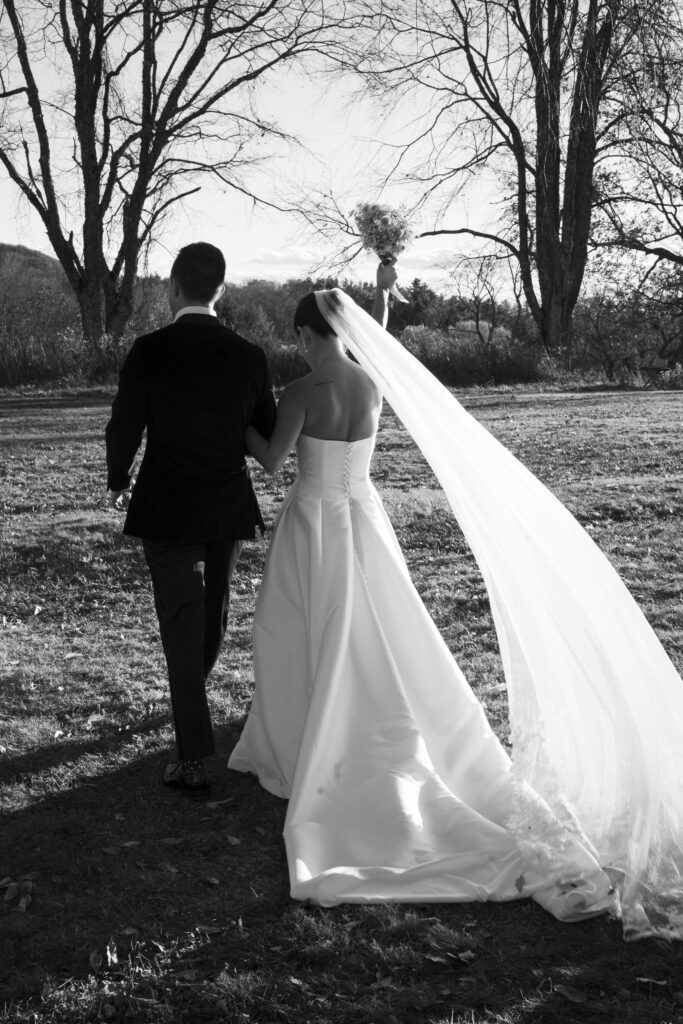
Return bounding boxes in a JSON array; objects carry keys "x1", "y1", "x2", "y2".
[
  {"x1": 230, "y1": 289, "x2": 683, "y2": 940},
  {"x1": 229, "y1": 433, "x2": 614, "y2": 920}
]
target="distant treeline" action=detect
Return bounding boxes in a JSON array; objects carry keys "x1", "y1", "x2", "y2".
[{"x1": 1, "y1": 243, "x2": 683, "y2": 389}]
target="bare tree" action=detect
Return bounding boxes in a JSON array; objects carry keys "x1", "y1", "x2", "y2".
[
  {"x1": 0, "y1": 0, "x2": 358, "y2": 341},
  {"x1": 449, "y1": 254, "x2": 503, "y2": 355},
  {"x1": 308, "y1": 0, "x2": 659, "y2": 357},
  {"x1": 573, "y1": 241, "x2": 683, "y2": 379},
  {"x1": 593, "y1": 0, "x2": 683, "y2": 268}
]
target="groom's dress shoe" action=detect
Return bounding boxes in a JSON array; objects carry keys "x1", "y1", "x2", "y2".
[{"x1": 163, "y1": 759, "x2": 211, "y2": 800}]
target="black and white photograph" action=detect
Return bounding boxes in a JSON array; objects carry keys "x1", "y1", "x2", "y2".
[{"x1": 2, "y1": 1, "x2": 683, "y2": 1021}]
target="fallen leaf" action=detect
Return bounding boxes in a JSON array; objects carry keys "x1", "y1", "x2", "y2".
[
  {"x1": 17, "y1": 893, "x2": 32, "y2": 911},
  {"x1": 161, "y1": 862, "x2": 179, "y2": 874},
  {"x1": 0, "y1": 877, "x2": 13, "y2": 889},
  {"x1": 101, "y1": 846, "x2": 120, "y2": 855},
  {"x1": 64, "y1": 652, "x2": 80, "y2": 660},
  {"x1": 204, "y1": 877, "x2": 220, "y2": 886},
  {"x1": 254, "y1": 826, "x2": 266, "y2": 837},
  {"x1": 196, "y1": 924, "x2": 222, "y2": 934},
  {"x1": 160, "y1": 837, "x2": 183, "y2": 846},
  {"x1": 458, "y1": 950, "x2": 477, "y2": 963},
  {"x1": 4, "y1": 884, "x2": 19, "y2": 902},
  {"x1": 121, "y1": 841, "x2": 141, "y2": 848},
  {"x1": 425, "y1": 954, "x2": 448, "y2": 963},
  {"x1": 555, "y1": 983, "x2": 588, "y2": 1003},
  {"x1": 636, "y1": 977, "x2": 667, "y2": 986},
  {"x1": 89, "y1": 951, "x2": 103, "y2": 970},
  {"x1": 226, "y1": 835, "x2": 241, "y2": 846}
]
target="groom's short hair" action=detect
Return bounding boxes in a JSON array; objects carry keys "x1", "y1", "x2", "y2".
[{"x1": 171, "y1": 243, "x2": 226, "y2": 302}]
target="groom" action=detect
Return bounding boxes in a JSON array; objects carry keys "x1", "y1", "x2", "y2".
[{"x1": 106, "y1": 242, "x2": 276, "y2": 799}]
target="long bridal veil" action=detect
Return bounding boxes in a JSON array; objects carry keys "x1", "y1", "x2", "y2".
[{"x1": 315, "y1": 287, "x2": 683, "y2": 940}]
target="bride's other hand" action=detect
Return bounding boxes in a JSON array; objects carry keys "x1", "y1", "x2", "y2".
[{"x1": 108, "y1": 488, "x2": 131, "y2": 511}]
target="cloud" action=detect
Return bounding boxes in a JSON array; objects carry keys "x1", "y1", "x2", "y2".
[
  {"x1": 228, "y1": 246, "x2": 323, "y2": 282},
  {"x1": 228, "y1": 242, "x2": 457, "y2": 291}
]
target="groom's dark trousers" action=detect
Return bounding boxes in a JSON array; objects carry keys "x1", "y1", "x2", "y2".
[{"x1": 106, "y1": 313, "x2": 276, "y2": 761}]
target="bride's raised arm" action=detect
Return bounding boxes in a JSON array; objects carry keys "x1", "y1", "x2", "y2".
[{"x1": 371, "y1": 259, "x2": 398, "y2": 328}]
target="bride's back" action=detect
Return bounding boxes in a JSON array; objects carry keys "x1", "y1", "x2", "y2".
[{"x1": 300, "y1": 356, "x2": 381, "y2": 442}]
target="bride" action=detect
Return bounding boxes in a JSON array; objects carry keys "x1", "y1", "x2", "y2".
[{"x1": 229, "y1": 264, "x2": 683, "y2": 940}]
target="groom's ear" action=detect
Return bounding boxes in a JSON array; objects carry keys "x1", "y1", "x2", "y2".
[{"x1": 215, "y1": 282, "x2": 225, "y2": 303}]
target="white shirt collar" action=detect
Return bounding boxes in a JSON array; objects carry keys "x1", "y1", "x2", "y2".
[{"x1": 173, "y1": 305, "x2": 217, "y2": 322}]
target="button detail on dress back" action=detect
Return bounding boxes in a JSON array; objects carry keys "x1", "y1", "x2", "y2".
[{"x1": 343, "y1": 443, "x2": 352, "y2": 497}]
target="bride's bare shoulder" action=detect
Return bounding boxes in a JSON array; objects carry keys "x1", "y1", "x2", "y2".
[{"x1": 349, "y1": 360, "x2": 381, "y2": 401}]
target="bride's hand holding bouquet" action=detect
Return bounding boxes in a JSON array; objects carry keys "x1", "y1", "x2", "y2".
[
  {"x1": 376, "y1": 256, "x2": 398, "y2": 295},
  {"x1": 353, "y1": 202, "x2": 414, "y2": 303}
]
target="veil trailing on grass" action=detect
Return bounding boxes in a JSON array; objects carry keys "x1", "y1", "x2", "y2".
[{"x1": 315, "y1": 287, "x2": 683, "y2": 940}]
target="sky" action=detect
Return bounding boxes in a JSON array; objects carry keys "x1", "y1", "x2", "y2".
[{"x1": 0, "y1": 61, "x2": 497, "y2": 295}]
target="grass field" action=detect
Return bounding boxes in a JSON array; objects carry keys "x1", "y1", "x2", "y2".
[{"x1": 2, "y1": 385, "x2": 683, "y2": 1024}]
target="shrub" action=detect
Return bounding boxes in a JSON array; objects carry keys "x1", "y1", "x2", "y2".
[
  {"x1": 0, "y1": 325, "x2": 136, "y2": 387},
  {"x1": 399, "y1": 325, "x2": 543, "y2": 386},
  {"x1": 649, "y1": 363, "x2": 683, "y2": 390}
]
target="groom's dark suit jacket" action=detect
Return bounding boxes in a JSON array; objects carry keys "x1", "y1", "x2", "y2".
[{"x1": 106, "y1": 313, "x2": 277, "y2": 541}]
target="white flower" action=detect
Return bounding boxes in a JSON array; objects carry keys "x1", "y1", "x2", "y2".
[{"x1": 352, "y1": 202, "x2": 415, "y2": 258}]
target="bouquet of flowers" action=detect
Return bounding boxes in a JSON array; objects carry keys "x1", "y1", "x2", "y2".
[{"x1": 352, "y1": 201, "x2": 414, "y2": 302}]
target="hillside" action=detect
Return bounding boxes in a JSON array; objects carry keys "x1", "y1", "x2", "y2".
[{"x1": 0, "y1": 242, "x2": 71, "y2": 293}]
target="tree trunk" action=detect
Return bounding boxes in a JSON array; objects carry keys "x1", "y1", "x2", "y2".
[
  {"x1": 106, "y1": 286, "x2": 136, "y2": 341},
  {"x1": 538, "y1": 290, "x2": 575, "y2": 362},
  {"x1": 78, "y1": 279, "x2": 107, "y2": 344}
]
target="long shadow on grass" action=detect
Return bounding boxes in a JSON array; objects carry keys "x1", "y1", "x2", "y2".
[
  {"x1": 0, "y1": 727, "x2": 286, "y2": 995},
  {"x1": 0, "y1": 713, "x2": 173, "y2": 781},
  {"x1": 2, "y1": 728, "x2": 683, "y2": 1023}
]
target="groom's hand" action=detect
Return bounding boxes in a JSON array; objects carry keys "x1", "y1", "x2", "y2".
[{"x1": 108, "y1": 488, "x2": 131, "y2": 511}]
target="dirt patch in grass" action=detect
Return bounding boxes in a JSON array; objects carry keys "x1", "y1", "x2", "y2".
[{"x1": 2, "y1": 386, "x2": 683, "y2": 1023}]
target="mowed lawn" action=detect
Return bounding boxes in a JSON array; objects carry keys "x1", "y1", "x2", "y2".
[{"x1": 1, "y1": 385, "x2": 683, "y2": 1024}]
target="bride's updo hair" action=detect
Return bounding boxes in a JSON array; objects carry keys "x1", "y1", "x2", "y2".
[{"x1": 293, "y1": 293, "x2": 337, "y2": 338}]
